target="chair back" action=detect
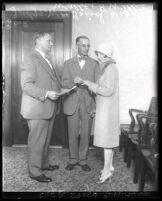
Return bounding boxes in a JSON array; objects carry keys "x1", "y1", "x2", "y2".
[
  {"x1": 147, "y1": 97, "x2": 158, "y2": 116},
  {"x1": 139, "y1": 117, "x2": 158, "y2": 148},
  {"x1": 137, "y1": 97, "x2": 158, "y2": 145},
  {"x1": 143, "y1": 97, "x2": 158, "y2": 138},
  {"x1": 129, "y1": 97, "x2": 157, "y2": 132}
]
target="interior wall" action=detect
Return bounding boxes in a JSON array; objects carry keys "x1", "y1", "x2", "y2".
[{"x1": 5, "y1": 3, "x2": 157, "y2": 123}]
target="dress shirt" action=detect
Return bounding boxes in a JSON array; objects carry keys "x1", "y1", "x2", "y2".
[
  {"x1": 77, "y1": 55, "x2": 86, "y2": 69},
  {"x1": 35, "y1": 48, "x2": 53, "y2": 69}
]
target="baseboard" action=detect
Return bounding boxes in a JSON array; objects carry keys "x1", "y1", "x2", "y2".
[
  {"x1": 11, "y1": 144, "x2": 95, "y2": 149},
  {"x1": 12, "y1": 144, "x2": 63, "y2": 148},
  {"x1": 11, "y1": 135, "x2": 95, "y2": 148}
]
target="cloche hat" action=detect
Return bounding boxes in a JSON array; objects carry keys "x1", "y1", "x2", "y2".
[{"x1": 95, "y1": 43, "x2": 113, "y2": 58}]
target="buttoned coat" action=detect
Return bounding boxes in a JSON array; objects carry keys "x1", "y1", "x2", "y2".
[
  {"x1": 92, "y1": 61, "x2": 120, "y2": 148},
  {"x1": 20, "y1": 50, "x2": 61, "y2": 119},
  {"x1": 61, "y1": 56, "x2": 100, "y2": 115}
]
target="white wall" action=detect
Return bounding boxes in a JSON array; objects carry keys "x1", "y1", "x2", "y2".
[{"x1": 6, "y1": 3, "x2": 157, "y2": 123}]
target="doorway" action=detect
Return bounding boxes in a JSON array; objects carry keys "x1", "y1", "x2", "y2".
[{"x1": 3, "y1": 11, "x2": 72, "y2": 146}]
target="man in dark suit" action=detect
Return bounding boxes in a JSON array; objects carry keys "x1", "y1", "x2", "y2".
[
  {"x1": 61, "y1": 35, "x2": 100, "y2": 171},
  {"x1": 20, "y1": 32, "x2": 61, "y2": 182}
]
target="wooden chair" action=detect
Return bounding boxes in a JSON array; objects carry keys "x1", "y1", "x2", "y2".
[
  {"x1": 120, "y1": 116, "x2": 140, "y2": 163},
  {"x1": 119, "y1": 97, "x2": 157, "y2": 165},
  {"x1": 119, "y1": 107, "x2": 148, "y2": 163},
  {"x1": 138, "y1": 122, "x2": 158, "y2": 191},
  {"x1": 132, "y1": 114, "x2": 158, "y2": 184}
]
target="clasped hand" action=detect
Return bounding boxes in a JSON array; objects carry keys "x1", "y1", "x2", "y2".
[
  {"x1": 74, "y1": 77, "x2": 96, "y2": 94},
  {"x1": 74, "y1": 77, "x2": 91, "y2": 86},
  {"x1": 74, "y1": 77, "x2": 84, "y2": 85}
]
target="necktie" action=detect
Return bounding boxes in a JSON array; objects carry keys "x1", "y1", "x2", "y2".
[{"x1": 78, "y1": 55, "x2": 87, "y2": 62}]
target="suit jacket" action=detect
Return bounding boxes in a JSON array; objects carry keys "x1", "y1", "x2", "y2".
[
  {"x1": 20, "y1": 50, "x2": 61, "y2": 119},
  {"x1": 61, "y1": 56, "x2": 100, "y2": 115}
]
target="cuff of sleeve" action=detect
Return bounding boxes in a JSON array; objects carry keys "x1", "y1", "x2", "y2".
[
  {"x1": 45, "y1": 91, "x2": 49, "y2": 99},
  {"x1": 90, "y1": 84, "x2": 98, "y2": 94},
  {"x1": 38, "y1": 91, "x2": 48, "y2": 102},
  {"x1": 95, "y1": 85, "x2": 100, "y2": 94}
]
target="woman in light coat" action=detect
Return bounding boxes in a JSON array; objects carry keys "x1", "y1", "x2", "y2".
[{"x1": 81, "y1": 43, "x2": 120, "y2": 183}]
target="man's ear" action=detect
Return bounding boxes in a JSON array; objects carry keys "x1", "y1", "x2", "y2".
[
  {"x1": 36, "y1": 37, "x2": 42, "y2": 46},
  {"x1": 76, "y1": 43, "x2": 78, "y2": 51}
]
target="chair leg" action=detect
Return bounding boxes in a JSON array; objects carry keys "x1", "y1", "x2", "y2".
[
  {"x1": 138, "y1": 158, "x2": 146, "y2": 191},
  {"x1": 127, "y1": 140, "x2": 132, "y2": 168},
  {"x1": 154, "y1": 171, "x2": 158, "y2": 191},
  {"x1": 119, "y1": 133, "x2": 123, "y2": 152},
  {"x1": 123, "y1": 134, "x2": 128, "y2": 163},
  {"x1": 133, "y1": 147, "x2": 140, "y2": 184}
]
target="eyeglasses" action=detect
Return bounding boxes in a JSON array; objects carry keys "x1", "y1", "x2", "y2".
[{"x1": 78, "y1": 44, "x2": 90, "y2": 48}]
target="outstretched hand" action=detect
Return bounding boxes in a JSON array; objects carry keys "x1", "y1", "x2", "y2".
[
  {"x1": 82, "y1": 80, "x2": 97, "y2": 94},
  {"x1": 82, "y1": 80, "x2": 91, "y2": 87},
  {"x1": 47, "y1": 91, "x2": 59, "y2": 100},
  {"x1": 90, "y1": 109, "x2": 96, "y2": 118}
]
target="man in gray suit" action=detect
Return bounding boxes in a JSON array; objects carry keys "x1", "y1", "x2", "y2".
[
  {"x1": 20, "y1": 32, "x2": 61, "y2": 182},
  {"x1": 61, "y1": 35, "x2": 100, "y2": 171}
]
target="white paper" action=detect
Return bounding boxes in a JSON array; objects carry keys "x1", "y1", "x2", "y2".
[{"x1": 56, "y1": 85, "x2": 77, "y2": 96}]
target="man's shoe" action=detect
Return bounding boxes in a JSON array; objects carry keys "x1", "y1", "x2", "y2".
[
  {"x1": 31, "y1": 174, "x2": 52, "y2": 183},
  {"x1": 65, "y1": 163, "x2": 78, "y2": 170},
  {"x1": 42, "y1": 165, "x2": 59, "y2": 171},
  {"x1": 80, "y1": 164, "x2": 91, "y2": 171}
]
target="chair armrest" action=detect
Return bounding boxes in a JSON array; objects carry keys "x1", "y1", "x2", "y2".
[
  {"x1": 129, "y1": 109, "x2": 146, "y2": 113},
  {"x1": 129, "y1": 109, "x2": 147, "y2": 130},
  {"x1": 137, "y1": 114, "x2": 157, "y2": 130}
]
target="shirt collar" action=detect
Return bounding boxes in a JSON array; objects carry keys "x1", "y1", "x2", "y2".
[
  {"x1": 77, "y1": 54, "x2": 88, "y2": 61},
  {"x1": 77, "y1": 54, "x2": 81, "y2": 59},
  {"x1": 35, "y1": 48, "x2": 46, "y2": 59}
]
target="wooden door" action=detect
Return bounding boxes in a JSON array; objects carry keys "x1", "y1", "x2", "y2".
[{"x1": 3, "y1": 11, "x2": 72, "y2": 146}]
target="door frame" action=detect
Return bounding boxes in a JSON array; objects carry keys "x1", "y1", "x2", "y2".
[{"x1": 2, "y1": 11, "x2": 72, "y2": 146}]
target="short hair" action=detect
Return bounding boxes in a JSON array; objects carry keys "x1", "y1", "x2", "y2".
[
  {"x1": 75, "y1": 35, "x2": 89, "y2": 44},
  {"x1": 33, "y1": 32, "x2": 50, "y2": 46}
]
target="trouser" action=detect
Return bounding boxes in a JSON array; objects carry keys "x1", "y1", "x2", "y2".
[
  {"x1": 27, "y1": 113, "x2": 56, "y2": 177},
  {"x1": 67, "y1": 99, "x2": 92, "y2": 165}
]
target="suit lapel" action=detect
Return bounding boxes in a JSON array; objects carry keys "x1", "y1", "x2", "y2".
[
  {"x1": 48, "y1": 59, "x2": 62, "y2": 87},
  {"x1": 72, "y1": 56, "x2": 82, "y2": 74},
  {"x1": 33, "y1": 51, "x2": 60, "y2": 84},
  {"x1": 80, "y1": 56, "x2": 91, "y2": 72}
]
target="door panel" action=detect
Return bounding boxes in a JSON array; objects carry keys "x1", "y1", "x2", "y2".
[
  {"x1": 53, "y1": 22, "x2": 64, "y2": 76},
  {"x1": 12, "y1": 20, "x2": 69, "y2": 146}
]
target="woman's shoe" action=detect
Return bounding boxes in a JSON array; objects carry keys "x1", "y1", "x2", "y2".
[
  {"x1": 96, "y1": 172, "x2": 113, "y2": 184},
  {"x1": 100, "y1": 166, "x2": 114, "y2": 176},
  {"x1": 110, "y1": 166, "x2": 114, "y2": 174}
]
